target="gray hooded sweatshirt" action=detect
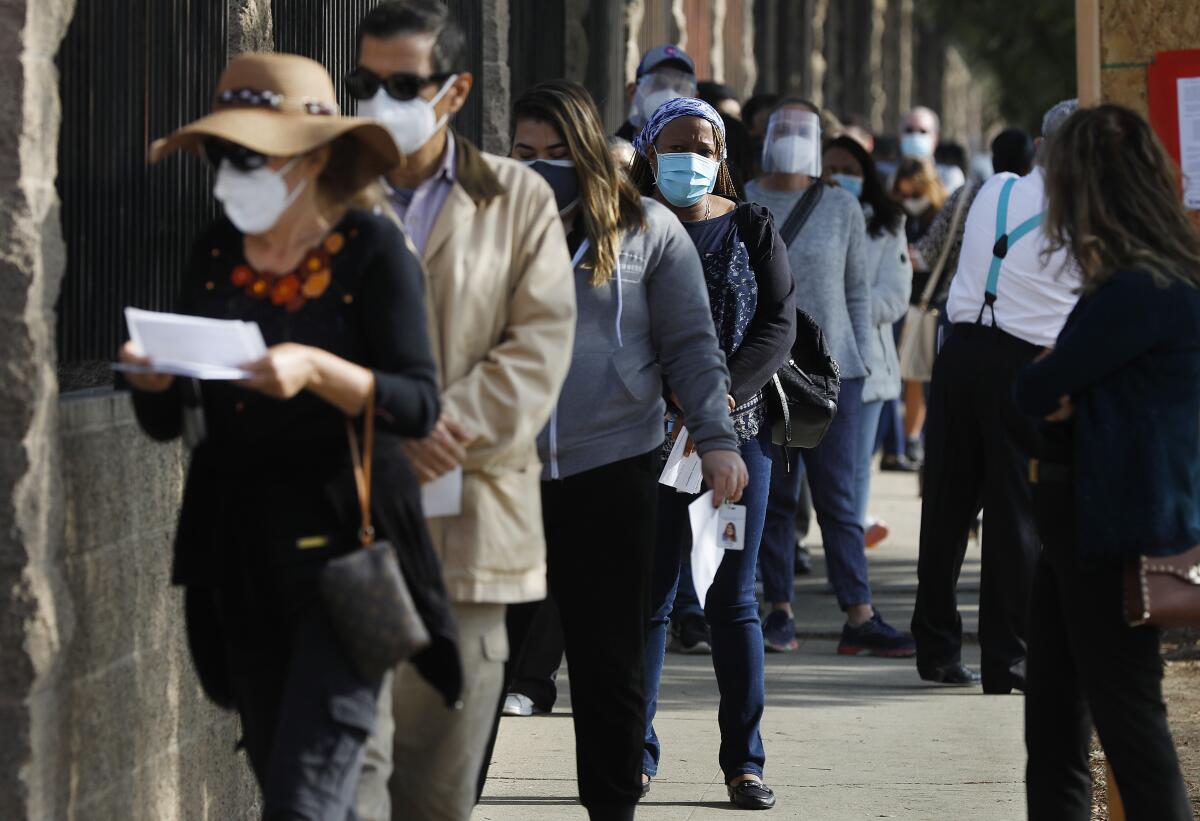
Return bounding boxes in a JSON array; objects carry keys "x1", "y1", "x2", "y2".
[{"x1": 537, "y1": 197, "x2": 738, "y2": 480}]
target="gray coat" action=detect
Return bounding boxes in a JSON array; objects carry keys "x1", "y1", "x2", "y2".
[
  {"x1": 861, "y1": 214, "x2": 913, "y2": 403},
  {"x1": 537, "y1": 197, "x2": 738, "y2": 480},
  {"x1": 743, "y1": 181, "x2": 872, "y2": 380}
]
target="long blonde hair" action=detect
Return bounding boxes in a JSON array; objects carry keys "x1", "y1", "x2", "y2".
[
  {"x1": 513, "y1": 80, "x2": 644, "y2": 286},
  {"x1": 892, "y1": 157, "x2": 947, "y2": 213},
  {"x1": 1042, "y1": 104, "x2": 1200, "y2": 291}
]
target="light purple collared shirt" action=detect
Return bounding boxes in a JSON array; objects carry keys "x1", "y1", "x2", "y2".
[{"x1": 385, "y1": 131, "x2": 457, "y2": 257}]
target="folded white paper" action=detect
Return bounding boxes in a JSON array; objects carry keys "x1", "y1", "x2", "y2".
[
  {"x1": 121, "y1": 308, "x2": 267, "y2": 380},
  {"x1": 421, "y1": 465, "x2": 463, "y2": 519},
  {"x1": 689, "y1": 491, "x2": 722, "y2": 609},
  {"x1": 659, "y1": 426, "x2": 704, "y2": 494}
]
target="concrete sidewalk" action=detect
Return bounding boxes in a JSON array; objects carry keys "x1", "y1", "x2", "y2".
[{"x1": 476, "y1": 470, "x2": 1026, "y2": 820}]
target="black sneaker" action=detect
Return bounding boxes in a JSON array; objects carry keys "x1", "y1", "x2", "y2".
[
  {"x1": 879, "y1": 454, "x2": 920, "y2": 473},
  {"x1": 675, "y1": 613, "x2": 712, "y2": 655},
  {"x1": 762, "y1": 610, "x2": 798, "y2": 653},
  {"x1": 728, "y1": 779, "x2": 776, "y2": 810},
  {"x1": 837, "y1": 610, "x2": 916, "y2": 657}
]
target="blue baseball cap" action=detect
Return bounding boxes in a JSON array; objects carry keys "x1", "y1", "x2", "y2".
[{"x1": 636, "y1": 44, "x2": 695, "y2": 79}]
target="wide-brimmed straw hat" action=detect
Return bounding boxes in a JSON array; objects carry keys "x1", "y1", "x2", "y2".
[{"x1": 150, "y1": 53, "x2": 399, "y2": 191}]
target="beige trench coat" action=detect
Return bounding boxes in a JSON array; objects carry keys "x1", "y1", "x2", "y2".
[{"x1": 418, "y1": 139, "x2": 575, "y2": 604}]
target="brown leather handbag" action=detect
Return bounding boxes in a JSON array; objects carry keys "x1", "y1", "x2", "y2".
[
  {"x1": 318, "y1": 383, "x2": 431, "y2": 681},
  {"x1": 1122, "y1": 544, "x2": 1200, "y2": 627}
]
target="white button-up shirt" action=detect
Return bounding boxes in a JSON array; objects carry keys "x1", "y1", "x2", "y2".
[{"x1": 946, "y1": 168, "x2": 1080, "y2": 347}]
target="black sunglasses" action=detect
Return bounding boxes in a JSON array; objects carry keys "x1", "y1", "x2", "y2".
[
  {"x1": 345, "y1": 68, "x2": 452, "y2": 102},
  {"x1": 202, "y1": 138, "x2": 270, "y2": 172}
]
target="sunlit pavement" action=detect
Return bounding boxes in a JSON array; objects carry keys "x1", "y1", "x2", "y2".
[{"x1": 476, "y1": 470, "x2": 1025, "y2": 821}]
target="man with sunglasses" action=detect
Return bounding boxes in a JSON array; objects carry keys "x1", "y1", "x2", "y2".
[
  {"x1": 897, "y1": 106, "x2": 966, "y2": 194},
  {"x1": 348, "y1": 3, "x2": 576, "y2": 820}
]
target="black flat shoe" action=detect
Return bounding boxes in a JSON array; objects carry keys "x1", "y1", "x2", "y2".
[
  {"x1": 640, "y1": 776, "x2": 651, "y2": 798},
  {"x1": 920, "y1": 663, "x2": 981, "y2": 686},
  {"x1": 727, "y1": 779, "x2": 776, "y2": 810}
]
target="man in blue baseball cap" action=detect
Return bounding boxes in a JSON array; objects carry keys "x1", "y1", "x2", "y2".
[{"x1": 615, "y1": 43, "x2": 697, "y2": 141}]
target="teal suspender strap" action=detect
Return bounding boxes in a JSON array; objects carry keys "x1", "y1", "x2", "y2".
[{"x1": 979, "y1": 177, "x2": 1045, "y2": 325}]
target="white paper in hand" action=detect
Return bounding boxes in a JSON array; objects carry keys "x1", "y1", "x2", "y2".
[
  {"x1": 421, "y1": 466, "x2": 463, "y2": 518},
  {"x1": 123, "y1": 308, "x2": 267, "y2": 379},
  {"x1": 689, "y1": 491, "x2": 722, "y2": 609},
  {"x1": 659, "y1": 427, "x2": 704, "y2": 494}
]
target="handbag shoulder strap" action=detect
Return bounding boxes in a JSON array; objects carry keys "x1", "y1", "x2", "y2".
[
  {"x1": 778, "y1": 182, "x2": 825, "y2": 246},
  {"x1": 917, "y1": 180, "x2": 973, "y2": 309},
  {"x1": 345, "y1": 380, "x2": 376, "y2": 546}
]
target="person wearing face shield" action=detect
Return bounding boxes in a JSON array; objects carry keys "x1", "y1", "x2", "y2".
[
  {"x1": 475, "y1": 79, "x2": 746, "y2": 821},
  {"x1": 614, "y1": 44, "x2": 698, "y2": 142},
  {"x1": 745, "y1": 101, "x2": 918, "y2": 660},
  {"x1": 120, "y1": 53, "x2": 458, "y2": 819},
  {"x1": 347, "y1": 3, "x2": 578, "y2": 820},
  {"x1": 628, "y1": 97, "x2": 796, "y2": 811}
]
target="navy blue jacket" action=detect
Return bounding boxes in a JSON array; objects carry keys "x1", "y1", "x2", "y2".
[{"x1": 1014, "y1": 269, "x2": 1200, "y2": 560}]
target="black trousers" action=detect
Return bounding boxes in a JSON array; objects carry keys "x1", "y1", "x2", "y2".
[
  {"x1": 480, "y1": 449, "x2": 659, "y2": 820},
  {"x1": 220, "y1": 589, "x2": 380, "y2": 821},
  {"x1": 503, "y1": 594, "x2": 565, "y2": 711},
  {"x1": 1025, "y1": 478, "x2": 1192, "y2": 821},
  {"x1": 912, "y1": 322, "x2": 1041, "y2": 690}
]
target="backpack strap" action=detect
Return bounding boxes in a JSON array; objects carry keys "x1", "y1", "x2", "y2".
[
  {"x1": 778, "y1": 182, "x2": 825, "y2": 247},
  {"x1": 978, "y1": 177, "x2": 1044, "y2": 325}
]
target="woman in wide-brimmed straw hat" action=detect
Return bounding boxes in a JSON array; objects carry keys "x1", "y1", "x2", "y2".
[{"x1": 120, "y1": 52, "x2": 461, "y2": 817}]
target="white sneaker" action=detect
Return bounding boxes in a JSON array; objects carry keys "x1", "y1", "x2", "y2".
[{"x1": 502, "y1": 692, "x2": 537, "y2": 716}]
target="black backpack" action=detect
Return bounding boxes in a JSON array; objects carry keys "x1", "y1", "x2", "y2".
[{"x1": 739, "y1": 186, "x2": 841, "y2": 449}]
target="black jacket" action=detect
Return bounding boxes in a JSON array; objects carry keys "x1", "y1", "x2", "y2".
[
  {"x1": 1015, "y1": 269, "x2": 1200, "y2": 560},
  {"x1": 130, "y1": 210, "x2": 462, "y2": 706}
]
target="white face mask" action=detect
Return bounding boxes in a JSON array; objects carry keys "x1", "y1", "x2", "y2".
[
  {"x1": 903, "y1": 196, "x2": 931, "y2": 217},
  {"x1": 357, "y1": 75, "x2": 458, "y2": 155},
  {"x1": 769, "y1": 135, "x2": 818, "y2": 175},
  {"x1": 213, "y1": 157, "x2": 307, "y2": 235}
]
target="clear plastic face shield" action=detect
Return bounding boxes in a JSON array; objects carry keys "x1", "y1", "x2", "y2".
[
  {"x1": 761, "y1": 108, "x2": 822, "y2": 177},
  {"x1": 631, "y1": 67, "x2": 699, "y2": 127}
]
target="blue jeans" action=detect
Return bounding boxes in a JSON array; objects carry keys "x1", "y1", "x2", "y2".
[
  {"x1": 857, "y1": 399, "x2": 885, "y2": 526},
  {"x1": 643, "y1": 427, "x2": 772, "y2": 781},
  {"x1": 760, "y1": 378, "x2": 871, "y2": 610}
]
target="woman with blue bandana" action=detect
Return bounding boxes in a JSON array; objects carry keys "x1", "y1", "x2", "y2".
[{"x1": 629, "y1": 97, "x2": 796, "y2": 811}]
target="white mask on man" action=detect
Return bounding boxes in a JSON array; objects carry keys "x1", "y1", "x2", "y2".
[
  {"x1": 213, "y1": 156, "x2": 306, "y2": 235},
  {"x1": 358, "y1": 74, "x2": 458, "y2": 155}
]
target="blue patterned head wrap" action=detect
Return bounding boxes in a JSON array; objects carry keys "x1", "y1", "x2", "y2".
[{"x1": 633, "y1": 97, "x2": 727, "y2": 160}]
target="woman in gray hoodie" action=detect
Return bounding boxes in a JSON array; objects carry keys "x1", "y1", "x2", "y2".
[{"x1": 487, "y1": 80, "x2": 747, "y2": 821}]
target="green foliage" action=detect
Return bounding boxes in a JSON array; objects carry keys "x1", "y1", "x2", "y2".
[{"x1": 921, "y1": 0, "x2": 1076, "y2": 132}]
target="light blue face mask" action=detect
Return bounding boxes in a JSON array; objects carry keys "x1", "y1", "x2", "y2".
[
  {"x1": 831, "y1": 173, "x2": 864, "y2": 200},
  {"x1": 653, "y1": 150, "x2": 720, "y2": 207},
  {"x1": 900, "y1": 132, "x2": 935, "y2": 159}
]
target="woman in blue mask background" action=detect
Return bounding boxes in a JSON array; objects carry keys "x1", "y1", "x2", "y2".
[
  {"x1": 484, "y1": 80, "x2": 748, "y2": 821},
  {"x1": 821, "y1": 135, "x2": 912, "y2": 550},
  {"x1": 629, "y1": 97, "x2": 795, "y2": 811},
  {"x1": 746, "y1": 100, "x2": 916, "y2": 660}
]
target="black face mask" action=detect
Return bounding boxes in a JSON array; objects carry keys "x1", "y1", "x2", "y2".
[{"x1": 525, "y1": 159, "x2": 580, "y2": 215}]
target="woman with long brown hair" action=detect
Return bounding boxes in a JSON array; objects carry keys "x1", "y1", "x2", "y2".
[
  {"x1": 1015, "y1": 104, "x2": 1200, "y2": 820},
  {"x1": 630, "y1": 96, "x2": 795, "y2": 811},
  {"x1": 489, "y1": 80, "x2": 747, "y2": 821}
]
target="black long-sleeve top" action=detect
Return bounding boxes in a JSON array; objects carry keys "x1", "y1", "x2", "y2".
[
  {"x1": 1014, "y1": 269, "x2": 1200, "y2": 560},
  {"x1": 130, "y1": 209, "x2": 460, "y2": 703},
  {"x1": 729, "y1": 202, "x2": 797, "y2": 405}
]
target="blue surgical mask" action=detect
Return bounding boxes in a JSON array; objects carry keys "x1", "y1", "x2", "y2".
[
  {"x1": 524, "y1": 159, "x2": 579, "y2": 215},
  {"x1": 900, "y1": 132, "x2": 935, "y2": 159},
  {"x1": 831, "y1": 173, "x2": 863, "y2": 200},
  {"x1": 653, "y1": 150, "x2": 719, "y2": 207}
]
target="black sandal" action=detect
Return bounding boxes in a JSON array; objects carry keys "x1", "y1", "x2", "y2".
[{"x1": 727, "y1": 778, "x2": 776, "y2": 810}]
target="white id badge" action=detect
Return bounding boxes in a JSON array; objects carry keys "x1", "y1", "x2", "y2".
[{"x1": 717, "y1": 503, "x2": 747, "y2": 551}]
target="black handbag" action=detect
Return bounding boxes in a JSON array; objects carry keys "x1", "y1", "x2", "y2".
[
  {"x1": 318, "y1": 383, "x2": 431, "y2": 682},
  {"x1": 767, "y1": 309, "x2": 841, "y2": 448},
  {"x1": 765, "y1": 181, "x2": 841, "y2": 449}
]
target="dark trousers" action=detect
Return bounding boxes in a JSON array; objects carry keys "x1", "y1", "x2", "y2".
[
  {"x1": 1025, "y1": 479, "x2": 1192, "y2": 821},
  {"x1": 912, "y1": 323, "x2": 1041, "y2": 690},
  {"x1": 503, "y1": 595, "x2": 564, "y2": 711},
  {"x1": 480, "y1": 450, "x2": 659, "y2": 820},
  {"x1": 222, "y1": 593, "x2": 379, "y2": 821}
]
